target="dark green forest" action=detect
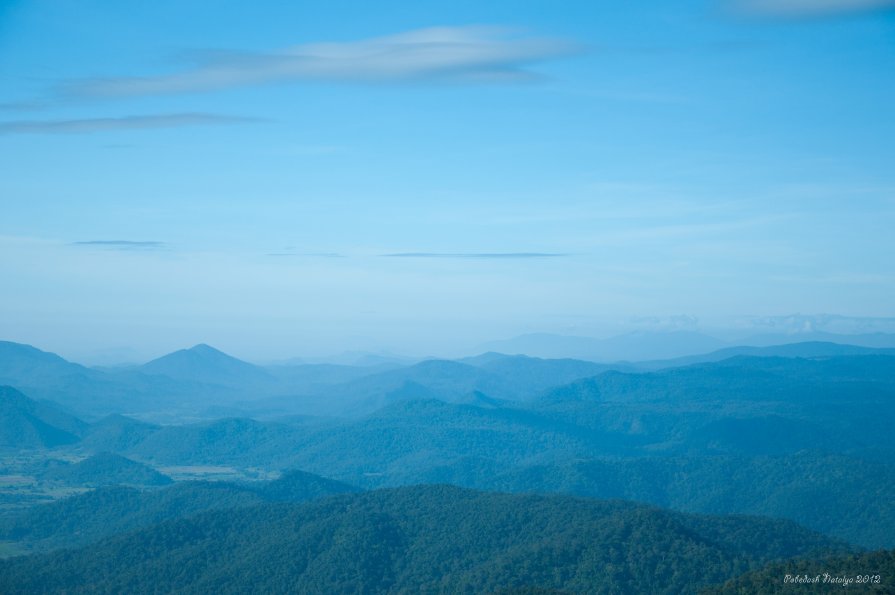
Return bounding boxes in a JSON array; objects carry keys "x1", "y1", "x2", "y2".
[{"x1": 0, "y1": 486, "x2": 853, "y2": 594}]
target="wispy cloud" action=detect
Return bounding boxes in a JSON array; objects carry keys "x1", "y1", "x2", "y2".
[
  {"x1": 61, "y1": 26, "x2": 577, "y2": 98},
  {"x1": 0, "y1": 113, "x2": 258, "y2": 135},
  {"x1": 382, "y1": 252, "x2": 567, "y2": 259},
  {"x1": 266, "y1": 252, "x2": 345, "y2": 258},
  {"x1": 72, "y1": 240, "x2": 167, "y2": 250},
  {"x1": 0, "y1": 99, "x2": 51, "y2": 111},
  {"x1": 731, "y1": 0, "x2": 895, "y2": 17}
]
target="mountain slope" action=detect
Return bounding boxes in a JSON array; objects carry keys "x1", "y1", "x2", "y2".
[
  {"x1": 643, "y1": 340, "x2": 895, "y2": 369},
  {"x1": 702, "y1": 549, "x2": 895, "y2": 594},
  {"x1": 483, "y1": 453, "x2": 895, "y2": 549},
  {"x1": 0, "y1": 485, "x2": 848, "y2": 594},
  {"x1": 0, "y1": 386, "x2": 86, "y2": 448},
  {"x1": 482, "y1": 331, "x2": 728, "y2": 362},
  {"x1": 126, "y1": 417, "x2": 307, "y2": 465},
  {"x1": 140, "y1": 344, "x2": 273, "y2": 386},
  {"x1": 0, "y1": 342, "x2": 87, "y2": 385},
  {"x1": 0, "y1": 469, "x2": 357, "y2": 554},
  {"x1": 79, "y1": 415, "x2": 160, "y2": 452},
  {"x1": 40, "y1": 453, "x2": 172, "y2": 487}
]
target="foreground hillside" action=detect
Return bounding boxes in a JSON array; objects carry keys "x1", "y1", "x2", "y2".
[
  {"x1": 702, "y1": 549, "x2": 895, "y2": 594},
  {"x1": 0, "y1": 470, "x2": 359, "y2": 555},
  {"x1": 0, "y1": 485, "x2": 848, "y2": 594}
]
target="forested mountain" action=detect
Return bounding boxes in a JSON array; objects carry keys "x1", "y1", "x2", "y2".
[
  {"x1": 39, "y1": 453, "x2": 172, "y2": 487},
  {"x1": 3, "y1": 348, "x2": 892, "y2": 548},
  {"x1": 0, "y1": 470, "x2": 358, "y2": 554},
  {"x1": 79, "y1": 415, "x2": 161, "y2": 452},
  {"x1": 480, "y1": 454, "x2": 895, "y2": 549},
  {"x1": 2, "y1": 345, "x2": 894, "y2": 559},
  {"x1": 0, "y1": 485, "x2": 850, "y2": 594},
  {"x1": 125, "y1": 417, "x2": 311, "y2": 465}
]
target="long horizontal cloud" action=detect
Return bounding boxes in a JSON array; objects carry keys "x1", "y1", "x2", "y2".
[
  {"x1": 732, "y1": 0, "x2": 895, "y2": 16},
  {"x1": 0, "y1": 113, "x2": 257, "y2": 135},
  {"x1": 63, "y1": 26, "x2": 577, "y2": 98},
  {"x1": 72, "y1": 240, "x2": 166, "y2": 250},
  {"x1": 266, "y1": 252, "x2": 345, "y2": 258},
  {"x1": 382, "y1": 252, "x2": 567, "y2": 259}
]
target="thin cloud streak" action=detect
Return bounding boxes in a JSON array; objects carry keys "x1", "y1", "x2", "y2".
[
  {"x1": 72, "y1": 240, "x2": 167, "y2": 250},
  {"x1": 731, "y1": 0, "x2": 895, "y2": 17},
  {"x1": 0, "y1": 113, "x2": 259, "y2": 135},
  {"x1": 0, "y1": 99, "x2": 51, "y2": 111},
  {"x1": 63, "y1": 26, "x2": 578, "y2": 98},
  {"x1": 383, "y1": 252, "x2": 567, "y2": 259},
  {"x1": 266, "y1": 252, "x2": 345, "y2": 258}
]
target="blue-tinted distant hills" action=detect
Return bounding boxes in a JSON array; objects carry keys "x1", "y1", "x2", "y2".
[
  {"x1": 738, "y1": 331, "x2": 895, "y2": 349},
  {"x1": 0, "y1": 342, "x2": 88, "y2": 382},
  {"x1": 269, "y1": 355, "x2": 622, "y2": 416},
  {"x1": 481, "y1": 330, "x2": 728, "y2": 361},
  {"x1": 0, "y1": 385, "x2": 87, "y2": 448},
  {"x1": 0, "y1": 341, "x2": 248, "y2": 418},
  {"x1": 2, "y1": 348, "x2": 894, "y2": 548},
  {"x1": 140, "y1": 343, "x2": 274, "y2": 386},
  {"x1": 79, "y1": 414, "x2": 160, "y2": 452},
  {"x1": 2, "y1": 337, "x2": 894, "y2": 423},
  {"x1": 641, "y1": 340, "x2": 895, "y2": 369},
  {"x1": 480, "y1": 330, "x2": 895, "y2": 362}
]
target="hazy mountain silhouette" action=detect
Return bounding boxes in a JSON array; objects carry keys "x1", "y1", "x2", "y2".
[
  {"x1": 641, "y1": 340, "x2": 895, "y2": 369},
  {"x1": 739, "y1": 331, "x2": 895, "y2": 349},
  {"x1": 140, "y1": 343, "x2": 273, "y2": 386},
  {"x1": 481, "y1": 331, "x2": 728, "y2": 361},
  {"x1": 0, "y1": 386, "x2": 86, "y2": 448}
]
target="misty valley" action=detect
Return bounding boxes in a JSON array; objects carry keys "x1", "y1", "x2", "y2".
[{"x1": 1, "y1": 336, "x2": 894, "y2": 593}]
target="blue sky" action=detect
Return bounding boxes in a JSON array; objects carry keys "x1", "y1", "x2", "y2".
[{"x1": 1, "y1": 0, "x2": 894, "y2": 361}]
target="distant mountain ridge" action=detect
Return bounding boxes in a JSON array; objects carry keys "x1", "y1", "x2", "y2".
[
  {"x1": 0, "y1": 386, "x2": 86, "y2": 448},
  {"x1": 641, "y1": 340, "x2": 895, "y2": 369},
  {"x1": 5, "y1": 337, "x2": 895, "y2": 418},
  {"x1": 0, "y1": 341, "x2": 88, "y2": 383},
  {"x1": 481, "y1": 330, "x2": 895, "y2": 362},
  {"x1": 481, "y1": 330, "x2": 728, "y2": 362},
  {"x1": 140, "y1": 343, "x2": 273, "y2": 386},
  {"x1": 2, "y1": 349, "x2": 895, "y2": 549}
]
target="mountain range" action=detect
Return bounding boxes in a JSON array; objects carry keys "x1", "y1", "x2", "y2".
[
  {"x1": 3, "y1": 345, "x2": 894, "y2": 548},
  {"x1": 2, "y1": 337, "x2": 894, "y2": 591},
  {"x1": 5, "y1": 336, "x2": 895, "y2": 419}
]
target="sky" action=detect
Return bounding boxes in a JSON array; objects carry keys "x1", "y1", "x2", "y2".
[{"x1": 1, "y1": 0, "x2": 894, "y2": 362}]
